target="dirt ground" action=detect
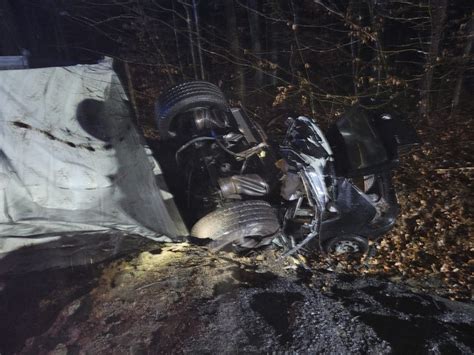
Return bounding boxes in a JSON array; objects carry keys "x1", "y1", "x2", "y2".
[{"x1": 0, "y1": 243, "x2": 473, "y2": 354}]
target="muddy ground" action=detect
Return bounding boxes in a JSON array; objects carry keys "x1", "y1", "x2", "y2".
[{"x1": 1, "y1": 243, "x2": 473, "y2": 354}]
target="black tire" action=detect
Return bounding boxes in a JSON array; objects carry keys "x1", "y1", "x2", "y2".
[
  {"x1": 155, "y1": 81, "x2": 229, "y2": 139},
  {"x1": 191, "y1": 200, "x2": 280, "y2": 250},
  {"x1": 323, "y1": 234, "x2": 369, "y2": 255}
]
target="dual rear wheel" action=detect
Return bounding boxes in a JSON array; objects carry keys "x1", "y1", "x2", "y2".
[{"x1": 156, "y1": 82, "x2": 278, "y2": 250}]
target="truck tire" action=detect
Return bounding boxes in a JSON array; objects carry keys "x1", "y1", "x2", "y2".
[
  {"x1": 191, "y1": 200, "x2": 280, "y2": 250},
  {"x1": 155, "y1": 81, "x2": 228, "y2": 139}
]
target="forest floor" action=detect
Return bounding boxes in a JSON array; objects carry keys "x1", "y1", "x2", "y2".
[
  {"x1": 1, "y1": 244, "x2": 473, "y2": 354},
  {"x1": 307, "y1": 108, "x2": 473, "y2": 302}
]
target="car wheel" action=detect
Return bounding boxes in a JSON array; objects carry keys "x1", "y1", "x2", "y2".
[
  {"x1": 323, "y1": 234, "x2": 369, "y2": 255},
  {"x1": 191, "y1": 200, "x2": 280, "y2": 250},
  {"x1": 155, "y1": 81, "x2": 229, "y2": 139}
]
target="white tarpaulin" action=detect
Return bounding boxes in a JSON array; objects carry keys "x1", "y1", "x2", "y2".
[{"x1": 0, "y1": 59, "x2": 187, "y2": 273}]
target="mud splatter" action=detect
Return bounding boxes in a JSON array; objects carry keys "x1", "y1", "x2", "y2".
[{"x1": 11, "y1": 120, "x2": 110, "y2": 152}]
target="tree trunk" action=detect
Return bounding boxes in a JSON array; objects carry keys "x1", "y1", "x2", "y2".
[
  {"x1": 171, "y1": 0, "x2": 185, "y2": 78},
  {"x1": 224, "y1": 0, "x2": 246, "y2": 102},
  {"x1": 420, "y1": 0, "x2": 448, "y2": 119},
  {"x1": 268, "y1": 1, "x2": 279, "y2": 86},
  {"x1": 192, "y1": 0, "x2": 205, "y2": 80},
  {"x1": 247, "y1": 0, "x2": 263, "y2": 87},
  {"x1": 181, "y1": 2, "x2": 198, "y2": 80},
  {"x1": 124, "y1": 62, "x2": 140, "y2": 125},
  {"x1": 451, "y1": 16, "x2": 473, "y2": 110},
  {"x1": 291, "y1": 0, "x2": 316, "y2": 115}
]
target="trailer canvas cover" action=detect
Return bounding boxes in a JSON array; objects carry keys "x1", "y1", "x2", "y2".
[{"x1": 0, "y1": 60, "x2": 186, "y2": 273}]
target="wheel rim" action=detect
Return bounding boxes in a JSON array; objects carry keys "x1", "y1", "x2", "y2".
[
  {"x1": 167, "y1": 107, "x2": 206, "y2": 138},
  {"x1": 332, "y1": 240, "x2": 361, "y2": 255},
  {"x1": 168, "y1": 106, "x2": 226, "y2": 137}
]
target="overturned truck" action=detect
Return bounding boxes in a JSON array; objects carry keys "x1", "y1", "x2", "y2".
[{"x1": 0, "y1": 62, "x2": 419, "y2": 273}]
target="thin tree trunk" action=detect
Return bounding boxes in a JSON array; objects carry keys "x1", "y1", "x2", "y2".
[
  {"x1": 451, "y1": 16, "x2": 473, "y2": 110},
  {"x1": 247, "y1": 0, "x2": 263, "y2": 87},
  {"x1": 291, "y1": 0, "x2": 316, "y2": 115},
  {"x1": 367, "y1": 0, "x2": 386, "y2": 97},
  {"x1": 350, "y1": 34, "x2": 359, "y2": 97},
  {"x1": 137, "y1": 3, "x2": 173, "y2": 84},
  {"x1": 181, "y1": 1, "x2": 198, "y2": 80},
  {"x1": 420, "y1": 0, "x2": 448, "y2": 118},
  {"x1": 269, "y1": 2, "x2": 279, "y2": 86},
  {"x1": 191, "y1": 0, "x2": 205, "y2": 80},
  {"x1": 124, "y1": 62, "x2": 140, "y2": 125},
  {"x1": 171, "y1": 0, "x2": 185, "y2": 78},
  {"x1": 224, "y1": 0, "x2": 246, "y2": 102}
]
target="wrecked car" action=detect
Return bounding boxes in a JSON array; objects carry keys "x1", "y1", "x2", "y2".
[{"x1": 155, "y1": 81, "x2": 419, "y2": 255}]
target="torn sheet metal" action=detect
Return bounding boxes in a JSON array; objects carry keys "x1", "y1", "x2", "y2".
[{"x1": 0, "y1": 59, "x2": 187, "y2": 272}]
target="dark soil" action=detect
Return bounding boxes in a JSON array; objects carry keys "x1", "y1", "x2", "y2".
[{"x1": 1, "y1": 244, "x2": 472, "y2": 354}]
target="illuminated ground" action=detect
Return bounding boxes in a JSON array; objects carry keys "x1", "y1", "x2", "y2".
[{"x1": 1, "y1": 243, "x2": 472, "y2": 354}]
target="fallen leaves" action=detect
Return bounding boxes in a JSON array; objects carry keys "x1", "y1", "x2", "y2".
[{"x1": 310, "y1": 110, "x2": 473, "y2": 301}]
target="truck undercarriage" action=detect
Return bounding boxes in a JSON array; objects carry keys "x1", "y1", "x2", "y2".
[{"x1": 155, "y1": 81, "x2": 420, "y2": 256}]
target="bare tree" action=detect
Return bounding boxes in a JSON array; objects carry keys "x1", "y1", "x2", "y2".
[
  {"x1": 247, "y1": 0, "x2": 263, "y2": 86},
  {"x1": 44, "y1": 0, "x2": 471, "y2": 124},
  {"x1": 268, "y1": 1, "x2": 279, "y2": 86},
  {"x1": 180, "y1": 0, "x2": 198, "y2": 80},
  {"x1": 224, "y1": 0, "x2": 246, "y2": 101},
  {"x1": 451, "y1": 15, "x2": 473, "y2": 110},
  {"x1": 171, "y1": 0, "x2": 185, "y2": 77},
  {"x1": 191, "y1": 0, "x2": 205, "y2": 80},
  {"x1": 420, "y1": 0, "x2": 448, "y2": 118}
]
